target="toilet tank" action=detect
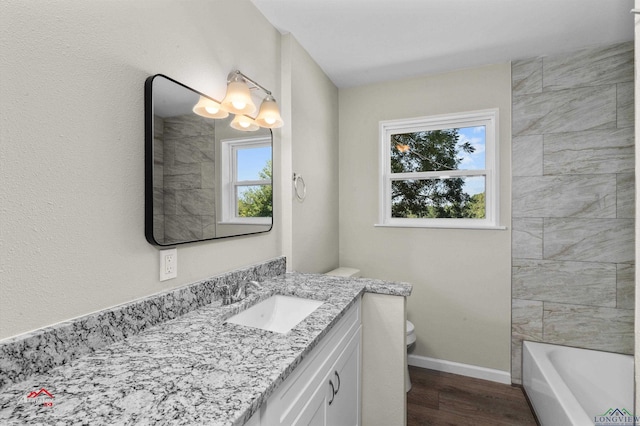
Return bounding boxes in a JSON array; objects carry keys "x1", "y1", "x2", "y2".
[{"x1": 325, "y1": 267, "x2": 361, "y2": 278}]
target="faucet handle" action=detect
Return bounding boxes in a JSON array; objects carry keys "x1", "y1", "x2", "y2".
[
  {"x1": 220, "y1": 283, "x2": 241, "y2": 305},
  {"x1": 221, "y1": 280, "x2": 261, "y2": 305},
  {"x1": 234, "y1": 282, "x2": 246, "y2": 301},
  {"x1": 248, "y1": 280, "x2": 263, "y2": 290}
]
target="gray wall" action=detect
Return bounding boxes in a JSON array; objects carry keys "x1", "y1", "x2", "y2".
[
  {"x1": 0, "y1": 0, "x2": 283, "y2": 340},
  {"x1": 1, "y1": 0, "x2": 342, "y2": 340},
  {"x1": 282, "y1": 35, "x2": 340, "y2": 273},
  {"x1": 511, "y1": 41, "x2": 635, "y2": 383},
  {"x1": 339, "y1": 63, "x2": 513, "y2": 373}
]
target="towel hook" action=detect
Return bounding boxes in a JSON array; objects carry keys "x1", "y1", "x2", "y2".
[{"x1": 293, "y1": 173, "x2": 306, "y2": 201}]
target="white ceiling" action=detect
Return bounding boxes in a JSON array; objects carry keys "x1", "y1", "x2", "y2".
[{"x1": 251, "y1": 0, "x2": 635, "y2": 88}]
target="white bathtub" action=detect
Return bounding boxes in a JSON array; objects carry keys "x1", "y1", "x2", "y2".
[{"x1": 523, "y1": 341, "x2": 634, "y2": 426}]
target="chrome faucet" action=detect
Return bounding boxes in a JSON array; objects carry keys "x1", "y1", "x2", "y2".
[{"x1": 223, "y1": 280, "x2": 263, "y2": 305}]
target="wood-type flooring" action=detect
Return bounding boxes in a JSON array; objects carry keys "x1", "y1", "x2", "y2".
[{"x1": 407, "y1": 366, "x2": 538, "y2": 425}]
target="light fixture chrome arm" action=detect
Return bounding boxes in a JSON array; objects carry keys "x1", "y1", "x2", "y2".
[{"x1": 228, "y1": 70, "x2": 272, "y2": 96}]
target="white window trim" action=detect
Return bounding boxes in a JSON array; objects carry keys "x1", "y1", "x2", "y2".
[
  {"x1": 220, "y1": 136, "x2": 272, "y2": 225},
  {"x1": 377, "y1": 109, "x2": 503, "y2": 230}
]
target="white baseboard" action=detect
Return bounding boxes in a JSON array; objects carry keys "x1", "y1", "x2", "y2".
[{"x1": 408, "y1": 354, "x2": 511, "y2": 385}]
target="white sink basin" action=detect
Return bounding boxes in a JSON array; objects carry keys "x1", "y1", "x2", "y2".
[{"x1": 226, "y1": 295, "x2": 324, "y2": 334}]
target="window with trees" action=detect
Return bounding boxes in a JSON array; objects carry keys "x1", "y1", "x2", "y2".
[
  {"x1": 221, "y1": 136, "x2": 272, "y2": 224},
  {"x1": 379, "y1": 109, "x2": 499, "y2": 228}
]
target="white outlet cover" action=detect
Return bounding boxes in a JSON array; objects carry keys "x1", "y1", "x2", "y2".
[{"x1": 159, "y1": 248, "x2": 177, "y2": 281}]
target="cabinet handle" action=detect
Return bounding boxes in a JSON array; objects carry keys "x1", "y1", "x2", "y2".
[
  {"x1": 328, "y1": 380, "x2": 335, "y2": 405},
  {"x1": 334, "y1": 371, "x2": 341, "y2": 394}
]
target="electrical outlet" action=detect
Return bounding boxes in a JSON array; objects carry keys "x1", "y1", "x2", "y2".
[
  {"x1": 160, "y1": 248, "x2": 177, "y2": 281},
  {"x1": 165, "y1": 254, "x2": 175, "y2": 274}
]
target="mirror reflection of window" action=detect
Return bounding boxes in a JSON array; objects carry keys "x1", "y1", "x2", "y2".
[
  {"x1": 236, "y1": 145, "x2": 272, "y2": 218},
  {"x1": 221, "y1": 137, "x2": 272, "y2": 225}
]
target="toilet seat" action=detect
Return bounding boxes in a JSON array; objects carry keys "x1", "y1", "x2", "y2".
[
  {"x1": 406, "y1": 320, "x2": 416, "y2": 346},
  {"x1": 406, "y1": 320, "x2": 415, "y2": 335}
]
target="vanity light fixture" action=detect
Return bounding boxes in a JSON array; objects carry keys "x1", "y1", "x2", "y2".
[
  {"x1": 223, "y1": 70, "x2": 284, "y2": 130},
  {"x1": 192, "y1": 70, "x2": 283, "y2": 131},
  {"x1": 192, "y1": 96, "x2": 229, "y2": 119}
]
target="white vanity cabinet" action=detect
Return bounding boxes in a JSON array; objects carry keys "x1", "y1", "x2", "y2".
[
  {"x1": 252, "y1": 298, "x2": 361, "y2": 426},
  {"x1": 295, "y1": 329, "x2": 360, "y2": 425}
]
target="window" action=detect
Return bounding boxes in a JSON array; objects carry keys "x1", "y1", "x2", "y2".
[
  {"x1": 379, "y1": 109, "x2": 499, "y2": 229},
  {"x1": 221, "y1": 136, "x2": 272, "y2": 224}
]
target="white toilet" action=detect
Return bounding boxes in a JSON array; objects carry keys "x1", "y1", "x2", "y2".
[
  {"x1": 325, "y1": 267, "x2": 361, "y2": 278},
  {"x1": 406, "y1": 320, "x2": 416, "y2": 391},
  {"x1": 325, "y1": 267, "x2": 416, "y2": 392}
]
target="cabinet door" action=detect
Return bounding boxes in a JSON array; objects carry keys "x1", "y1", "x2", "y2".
[
  {"x1": 327, "y1": 328, "x2": 361, "y2": 426},
  {"x1": 292, "y1": 371, "x2": 330, "y2": 426}
]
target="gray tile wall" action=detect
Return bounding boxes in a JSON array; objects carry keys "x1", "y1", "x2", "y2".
[
  {"x1": 155, "y1": 114, "x2": 217, "y2": 244},
  {"x1": 153, "y1": 116, "x2": 165, "y2": 239},
  {"x1": 511, "y1": 41, "x2": 635, "y2": 384}
]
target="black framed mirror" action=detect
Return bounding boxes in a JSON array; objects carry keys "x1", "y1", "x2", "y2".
[{"x1": 145, "y1": 74, "x2": 273, "y2": 246}]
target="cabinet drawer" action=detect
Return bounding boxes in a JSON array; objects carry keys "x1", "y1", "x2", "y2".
[{"x1": 271, "y1": 298, "x2": 361, "y2": 425}]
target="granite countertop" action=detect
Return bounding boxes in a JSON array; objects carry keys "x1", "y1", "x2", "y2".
[{"x1": 0, "y1": 273, "x2": 411, "y2": 426}]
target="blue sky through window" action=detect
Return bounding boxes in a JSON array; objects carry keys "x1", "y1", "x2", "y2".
[
  {"x1": 457, "y1": 126, "x2": 485, "y2": 170},
  {"x1": 457, "y1": 126, "x2": 485, "y2": 195},
  {"x1": 237, "y1": 146, "x2": 271, "y2": 181}
]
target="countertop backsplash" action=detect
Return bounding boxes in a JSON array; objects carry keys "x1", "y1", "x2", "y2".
[{"x1": 0, "y1": 257, "x2": 287, "y2": 390}]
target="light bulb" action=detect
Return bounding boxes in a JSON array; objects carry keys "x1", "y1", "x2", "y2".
[
  {"x1": 265, "y1": 117, "x2": 276, "y2": 125},
  {"x1": 232, "y1": 101, "x2": 246, "y2": 110},
  {"x1": 193, "y1": 96, "x2": 228, "y2": 119},
  {"x1": 230, "y1": 114, "x2": 259, "y2": 131}
]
